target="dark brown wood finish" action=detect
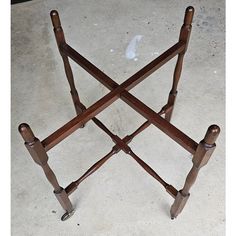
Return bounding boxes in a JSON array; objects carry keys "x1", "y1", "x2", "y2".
[
  {"x1": 50, "y1": 10, "x2": 85, "y2": 116},
  {"x1": 42, "y1": 41, "x2": 197, "y2": 154},
  {"x1": 170, "y1": 125, "x2": 220, "y2": 219},
  {"x1": 65, "y1": 109, "x2": 178, "y2": 198},
  {"x1": 165, "y1": 6, "x2": 194, "y2": 122},
  {"x1": 18, "y1": 6, "x2": 220, "y2": 221},
  {"x1": 18, "y1": 123, "x2": 74, "y2": 221}
]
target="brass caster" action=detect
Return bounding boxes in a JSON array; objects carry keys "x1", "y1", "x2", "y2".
[{"x1": 61, "y1": 210, "x2": 75, "y2": 221}]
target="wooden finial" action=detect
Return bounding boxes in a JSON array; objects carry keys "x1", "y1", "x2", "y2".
[
  {"x1": 184, "y1": 6, "x2": 194, "y2": 25},
  {"x1": 203, "y1": 124, "x2": 220, "y2": 145},
  {"x1": 50, "y1": 10, "x2": 65, "y2": 47},
  {"x1": 18, "y1": 123, "x2": 35, "y2": 143},
  {"x1": 50, "y1": 10, "x2": 61, "y2": 29}
]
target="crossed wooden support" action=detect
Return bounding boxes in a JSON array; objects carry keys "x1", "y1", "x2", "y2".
[{"x1": 18, "y1": 6, "x2": 220, "y2": 221}]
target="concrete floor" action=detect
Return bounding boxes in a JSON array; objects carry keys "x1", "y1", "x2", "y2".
[{"x1": 11, "y1": 0, "x2": 225, "y2": 235}]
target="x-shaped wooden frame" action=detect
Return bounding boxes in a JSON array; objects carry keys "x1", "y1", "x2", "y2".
[{"x1": 18, "y1": 6, "x2": 220, "y2": 221}]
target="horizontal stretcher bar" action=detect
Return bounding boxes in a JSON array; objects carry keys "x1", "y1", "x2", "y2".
[
  {"x1": 65, "y1": 115, "x2": 178, "y2": 198},
  {"x1": 60, "y1": 41, "x2": 185, "y2": 91},
  {"x1": 62, "y1": 41, "x2": 197, "y2": 154},
  {"x1": 42, "y1": 41, "x2": 197, "y2": 154},
  {"x1": 65, "y1": 147, "x2": 178, "y2": 198},
  {"x1": 93, "y1": 117, "x2": 176, "y2": 192},
  {"x1": 121, "y1": 93, "x2": 198, "y2": 154},
  {"x1": 65, "y1": 118, "x2": 149, "y2": 195},
  {"x1": 42, "y1": 41, "x2": 184, "y2": 150}
]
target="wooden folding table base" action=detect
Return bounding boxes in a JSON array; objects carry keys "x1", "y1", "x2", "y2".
[{"x1": 18, "y1": 6, "x2": 220, "y2": 221}]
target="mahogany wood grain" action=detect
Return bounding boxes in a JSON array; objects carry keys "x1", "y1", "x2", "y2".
[
  {"x1": 65, "y1": 114, "x2": 178, "y2": 198},
  {"x1": 50, "y1": 10, "x2": 84, "y2": 116},
  {"x1": 18, "y1": 6, "x2": 221, "y2": 221},
  {"x1": 165, "y1": 6, "x2": 194, "y2": 121},
  {"x1": 18, "y1": 123, "x2": 73, "y2": 214},
  {"x1": 42, "y1": 41, "x2": 197, "y2": 154},
  {"x1": 170, "y1": 125, "x2": 220, "y2": 219}
]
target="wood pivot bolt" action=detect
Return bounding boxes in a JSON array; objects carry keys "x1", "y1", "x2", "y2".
[{"x1": 18, "y1": 6, "x2": 220, "y2": 221}]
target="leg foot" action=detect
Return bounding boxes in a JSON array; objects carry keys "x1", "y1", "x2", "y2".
[
  {"x1": 54, "y1": 187, "x2": 74, "y2": 215},
  {"x1": 170, "y1": 191, "x2": 190, "y2": 219},
  {"x1": 61, "y1": 209, "x2": 75, "y2": 221}
]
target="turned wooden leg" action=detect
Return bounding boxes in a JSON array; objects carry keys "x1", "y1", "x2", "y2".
[
  {"x1": 18, "y1": 123, "x2": 74, "y2": 221},
  {"x1": 165, "y1": 6, "x2": 194, "y2": 122},
  {"x1": 170, "y1": 124, "x2": 220, "y2": 219},
  {"x1": 50, "y1": 10, "x2": 86, "y2": 119}
]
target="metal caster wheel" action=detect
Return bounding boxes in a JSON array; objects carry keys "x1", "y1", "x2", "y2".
[{"x1": 61, "y1": 210, "x2": 75, "y2": 221}]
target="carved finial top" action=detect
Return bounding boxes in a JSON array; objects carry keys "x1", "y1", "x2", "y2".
[
  {"x1": 184, "y1": 6, "x2": 194, "y2": 25},
  {"x1": 50, "y1": 10, "x2": 61, "y2": 29},
  {"x1": 204, "y1": 124, "x2": 220, "y2": 145},
  {"x1": 18, "y1": 123, "x2": 35, "y2": 143}
]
